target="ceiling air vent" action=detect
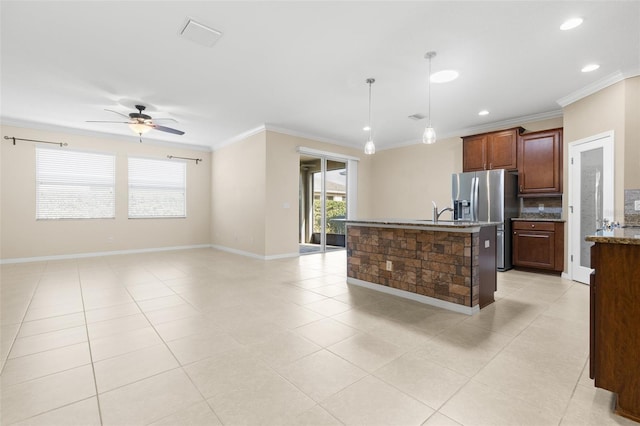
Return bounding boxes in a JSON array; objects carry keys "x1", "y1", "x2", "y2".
[
  {"x1": 179, "y1": 18, "x2": 222, "y2": 47},
  {"x1": 408, "y1": 113, "x2": 426, "y2": 121}
]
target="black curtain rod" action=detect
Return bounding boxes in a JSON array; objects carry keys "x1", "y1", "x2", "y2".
[
  {"x1": 167, "y1": 155, "x2": 203, "y2": 164},
  {"x1": 4, "y1": 136, "x2": 67, "y2": 147}
]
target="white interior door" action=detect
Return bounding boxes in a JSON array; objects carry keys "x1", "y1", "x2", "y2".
[{"x1": 568, "y1": 131, "x2": 614, "y2": 284}]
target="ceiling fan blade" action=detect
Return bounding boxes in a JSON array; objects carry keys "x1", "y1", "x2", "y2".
[
  {"x1": 151, "y1": 117, "x2": 179, "y2": 123},
  {"x1": 151, "y1": 124, "x2": 185, "y2": 135},
  {"x1": 105, "y1": 109, "x2": 130, "y2": 118},
  {"x1": 86, "y1": 120, "x2": 131, "y2": 123}
]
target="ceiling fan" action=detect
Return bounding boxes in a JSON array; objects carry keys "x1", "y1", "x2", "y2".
[{"x1": 87, "y1": 105, "x2": 185, "y2": 141}]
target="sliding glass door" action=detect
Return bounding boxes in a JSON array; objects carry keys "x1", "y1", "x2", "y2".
[{"x1": 299, "y1": 155, "x2": 347, "y2": 254}]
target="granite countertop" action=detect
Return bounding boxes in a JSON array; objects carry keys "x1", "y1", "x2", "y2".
[
  {"x1": 512, "y1": 217, "x2": 565, "y2": 222},
  {"x1": 585, "y1": 227, "x2": 640, "y2": 245},
  {"x1": 346, "y1": 219, "x2": 501, "y2": 230}
]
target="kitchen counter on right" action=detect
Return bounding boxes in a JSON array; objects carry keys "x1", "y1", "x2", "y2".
[{"x1": 585, "y1": 226, "x2": 640, "y2": 245}]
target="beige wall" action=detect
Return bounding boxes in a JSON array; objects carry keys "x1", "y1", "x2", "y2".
[
  {"x1": 210, "y1": 131, "x2": 267, "y2": 256},
  {"x1": 369, "y1": 136, "x2": 461, "y2": 219},
  {"x1": 263, "y1": 130, "x2": 372, "y2": 257},
  {"x1": 369, "y1": 116, "x2": 564, "y2": 220},
  {"x1": 210, "y1": 129, "x2": 371, "y2": 258},
  {"x1": 624, "y1": 77, "x2": 640, "y2": 189},
  {"x1": 563, "y1": 79, "x2": 628, "y2": 222},
  {"x1": 559, "y1": 76, "x2": 639, "y2": 274},
  {"x1": 0, "y1": 125, "x2": 211, "y2": 260}
]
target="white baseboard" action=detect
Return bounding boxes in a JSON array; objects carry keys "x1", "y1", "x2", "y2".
[
  {"x1": 210, "y1": 244, "x2": 299, "y2": 261},
  {"x1": 265, "y1": 252, "x2": 300, "y2": 260},
  {"x1": 0, "y1": 244, "x2": 211, "y2": 264},
  {"x1": 347, "y1": 277, "x2": 479, "y2": 316}
]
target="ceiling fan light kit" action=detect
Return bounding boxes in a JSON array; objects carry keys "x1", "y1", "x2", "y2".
[
  {"x1": 129, "y1": 122, "x2": 152, "y2": 135},
  {"x1": 87, "y1": 104, "x2": 185, "y2": 142}
]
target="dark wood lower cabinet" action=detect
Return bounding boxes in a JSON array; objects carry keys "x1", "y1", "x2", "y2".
[
  {"x1": 590, "y1": 242, "x2": 640, "y2": 422},
  {"x1": 512, "y1": 221, "x2": 564, "y2": 272}
]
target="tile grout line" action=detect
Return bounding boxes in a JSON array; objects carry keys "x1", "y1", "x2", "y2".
[
  {"x1": 0, "y1": 270, "x2": 44, "y2": 375},
  {"x1": 557, "y1": 355, "x2": 591, "y2": 426},
  {"x1": 119, "y1": 268, "x2": 227, "y2": 425},
  {"x1": 78, "y1": 265, "x2": 106, "y2": 426}
]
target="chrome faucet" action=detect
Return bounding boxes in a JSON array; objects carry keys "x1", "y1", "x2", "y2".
[{"x1": 432, "y1": 201, "x2": 454, "y2": 223}]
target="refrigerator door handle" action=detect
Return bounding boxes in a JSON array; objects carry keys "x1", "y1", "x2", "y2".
[{"x1": 471, "y1": 177, "x2": 479, "y2": 222}]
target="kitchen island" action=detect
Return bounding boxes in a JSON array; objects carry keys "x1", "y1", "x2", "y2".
[
  {"x1": 346, "y1": 219, "x2": 499, "y2": 315},
  {"x1": 586, "y1": 227, "x2": 640, "y2": 422}
]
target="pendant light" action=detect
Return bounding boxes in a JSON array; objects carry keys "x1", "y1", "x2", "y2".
[
  {"x1": 364, "y1": 78, "x2": 376, "y2": 155},
  {"x1": 423, "y1": 51, "x2": 437, "y2": 145}
]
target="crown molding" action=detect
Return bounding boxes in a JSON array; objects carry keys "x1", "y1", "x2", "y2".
[
  {"x1": 263, "y1": 124, "x2": 359, "y2": 150},
  {"x1": 556, "y1": 68, "x2": 640, "y2": 108},
  {"x1": 1, "y1": 117, "x2": 212, "y2": 152},
  {"x1": 213, "y1": 125, "x2": 267, "y2": 151},
  {"x1": 385, "y1": 109, "x2": 564, "y2": 151},
  {"x1": 214, "y1": 123, "x2": 360, "y2": 152}
]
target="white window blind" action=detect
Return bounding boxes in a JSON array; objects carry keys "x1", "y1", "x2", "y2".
[
  {"x1": 128, "y1": 157, "x2": 186, "y2": 218},
  {"x1": 36, "y1": 148, "x2": 115, "y2": 219}
]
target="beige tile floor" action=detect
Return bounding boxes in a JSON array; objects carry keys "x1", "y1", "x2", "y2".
[{"x1": 0, "y1": 248, "x2": 637, "y2": 426}]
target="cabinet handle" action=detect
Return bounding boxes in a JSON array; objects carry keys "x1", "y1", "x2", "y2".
[
  {"x1": 520, "y1": 185, "x2": 523, "y2": 192},
  {"x1": 489, "y1": 163, "x2": 492, "y2": 169},
  {"x1": 514, "y1": 232, "x2": 517, "y2": 235},
  {"x1": 531, "y1": 224, "x2": 535, "y2": 228}
]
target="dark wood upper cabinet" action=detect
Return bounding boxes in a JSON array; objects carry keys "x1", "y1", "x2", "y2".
[
  {"x1": 462, "y1": 135, "x2": 487, "y2": 172},
  {"x1": 517, "y1": 128, "x2": 563, "y2": 196},
  {"x1": 462, "y1": 127, "x2": 523, "y2": 172}
]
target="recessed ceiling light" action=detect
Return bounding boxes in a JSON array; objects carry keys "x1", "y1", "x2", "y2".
[
  {"x1": 430, "y1": 70, "x2": 459, "y2": 83},
  {"x1": 478, "y1": 110, "x2": 489, "y2": 116},
  {"x1": 363, "y1": 126, "x2": 370, "y2": 131},
  {"x1": 581, "y1": 64, "x2": 600, "y2": 73},
  {"x1": 560, "y1": 17, "x2": 583, "y2": 31}
]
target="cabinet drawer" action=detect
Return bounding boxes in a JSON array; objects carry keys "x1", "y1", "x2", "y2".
[{"x1": 513, "y1": 221, "x2": 556, "y2": 232}]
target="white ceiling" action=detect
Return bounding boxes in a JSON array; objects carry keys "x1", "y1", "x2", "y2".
[{"x1": 1, "y1": 1, "x2": 639, "y2": 152}]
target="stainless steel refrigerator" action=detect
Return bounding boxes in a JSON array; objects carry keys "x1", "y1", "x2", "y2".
[{"x1": 452, "y1": 169, "x2": 519, "y2": 271}]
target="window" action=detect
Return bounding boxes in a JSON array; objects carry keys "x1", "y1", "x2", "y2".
[
  {"x1": 36, "y1": 148, "x2": 115, "y2": 219},
  {"x1": 128, "y1": 157, "x2": 186, "y2": 218}
]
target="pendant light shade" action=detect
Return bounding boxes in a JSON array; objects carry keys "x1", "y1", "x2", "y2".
[
  {"x1": 364, "y1": 78, "x2": 375, "y2": 155},
  {"x1": 364, "y1": 139, "x2": 375, "y2": 155},
  {"x1": 423, "y1": 51, "x2": 437, "y2": 145},
  {"x1": 423, "y1": 126, "x2": 436, "y2": 144}
]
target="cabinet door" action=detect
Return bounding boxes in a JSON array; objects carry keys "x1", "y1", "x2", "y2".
[
  {"x1": 518, "y1": 129, "x2": 563, "y2": 196},
  {"x1": 512, "y1": 230, "x2": 555, "y2": 269},
  {"x1": 462, "y1": 135, "x2": 487, "y2": 172},
  {"x1": 488, "y1": 129, "x2": 518, "y2": 170}
]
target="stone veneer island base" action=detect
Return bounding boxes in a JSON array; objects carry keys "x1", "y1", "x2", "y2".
[{"x1": 346, "y1": 220, "x2": 498, "y2": 315}]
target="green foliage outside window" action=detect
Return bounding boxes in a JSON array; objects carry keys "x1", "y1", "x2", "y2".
[{"x1": 313, "y1": 200, "x2": 346, "y2": 234}]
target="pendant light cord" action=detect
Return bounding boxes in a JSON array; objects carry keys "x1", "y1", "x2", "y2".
[
  {"x1": 427, "y1": 55, "x2": 432, "y2": 127},
  {"x1": 368, "y1": 80, "x2": 373, "y2": 141}
]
